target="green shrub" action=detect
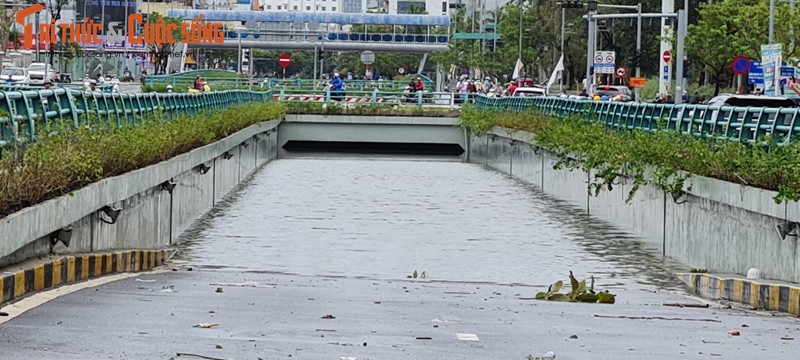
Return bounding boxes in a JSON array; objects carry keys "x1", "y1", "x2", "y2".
[
  {"x1": 461, "y1": 107, "x2": 800, "y2": 204},
  {"x1": 0, "y1": 102, "x2": 284, "y2": 218}
]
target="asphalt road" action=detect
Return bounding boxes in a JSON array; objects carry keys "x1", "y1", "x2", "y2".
[{"x1": 1, "y1": 157, "x2": 799, "y2": 360}]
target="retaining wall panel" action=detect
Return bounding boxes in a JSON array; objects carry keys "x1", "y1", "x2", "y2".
[
  {"x1": 94, "y1": 188, "x2": 170, "y2": 251},
  {"x1": 588, "y1": 172, "x2": 666, "y2": 248},
  {"x1": 172, "y1": 162, "x2": 214, "y2": 238},
  {"x1": 541, "y1": 153, "x2": 589, "y2": 210},
  {"x1": 239, "y1": 139, "x2": 257, "y2": 180},
  {"x1": 214, "y1": 154, "x2": 239, "y2": 202}
]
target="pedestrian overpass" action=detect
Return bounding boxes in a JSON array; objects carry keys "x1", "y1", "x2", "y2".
[{"x1": 167, "y1": 10, "x2": 451, "y2": 53}]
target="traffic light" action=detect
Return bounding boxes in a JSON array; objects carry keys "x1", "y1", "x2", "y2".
[
  {"x1": 632, "y1": 50, "x2": 641, "y2": 68},
  {"x1": 589, "y1": 66, "x2": 594, "y2": 75},
  {"x1": 683, "y1": 59, "x2": 689, "y2": 74},
  {"x1": 560, "y1": 1, "x2": 584, "y2": 8}
]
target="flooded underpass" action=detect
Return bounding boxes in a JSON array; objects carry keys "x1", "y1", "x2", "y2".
[{"x1": 2, "y1": 155, "x2": 798, "y2": 359}]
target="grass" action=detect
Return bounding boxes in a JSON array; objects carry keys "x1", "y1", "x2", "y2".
[
  {"x1": 460, "y1": 106, "x2": 800, "y2": 204},
  {"x1": 0, "y1": 102, "x2": 285, "y2": 218}
]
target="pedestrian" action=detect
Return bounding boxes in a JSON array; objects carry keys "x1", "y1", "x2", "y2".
[
  {"x1": 330, "y1": 73, "x2": 344, "y2": 101},
  {"x1": 43, "y1": 80, "x2": 52, "y2": 90},
  {"x1": 194, "y1": 75, "x2": 203, "y2": 90},
  {"x1": 415, "y1": 77, "x2": 424, "y2": 92}
]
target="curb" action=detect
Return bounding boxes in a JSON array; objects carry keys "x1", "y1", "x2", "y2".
[
  {"x1": 677, "y1": 273, "x2": 800, "y2": 316},
  {"x1": 1, "y1": 249, "x2": 176, "y2": 307}
]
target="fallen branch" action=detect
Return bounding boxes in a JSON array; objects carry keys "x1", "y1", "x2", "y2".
[
  {"x1": 176, "y1": 352, "x2": 228, "y2": 360},
  {"x1": 594, "y1": 314, "x2": 721, "y2": 322},
  {"x1": 663, "y1": 303, "x2": 710, "y2": 308}
]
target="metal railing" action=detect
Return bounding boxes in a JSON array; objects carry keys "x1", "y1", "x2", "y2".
[
  {"x1": 475, "y1": 95, "x2": 800, "y2": 144},
  {"x1": 275, "y1": 88, "x2": 460, "y2": 108},
  {"x1": 0, "y1": 89, "x2": 271, "y2": 150}
]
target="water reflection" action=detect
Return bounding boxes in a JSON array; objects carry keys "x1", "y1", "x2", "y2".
[{"x1": 179, "y1": 155, "x2": 686, "y2": 296}]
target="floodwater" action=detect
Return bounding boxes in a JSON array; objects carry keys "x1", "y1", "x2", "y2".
[{"x1": 181, "y1": 154, "x2": 685, "y2": 293}]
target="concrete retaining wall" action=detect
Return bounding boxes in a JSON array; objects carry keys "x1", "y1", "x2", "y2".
[
  {"x1": 0, "y1": 121, "x2": 280, "y2": 267},
  {"x1": 471, "y1": 127, "x2": 800, "y2": 283}
]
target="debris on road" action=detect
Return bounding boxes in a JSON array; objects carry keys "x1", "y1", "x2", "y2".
[
  {"x1": 215, "y1": 287, "x2": 223, "y2": 293},
  {"x1": 569, "y1": 335, "x2": 578, "y2": 339},
  {"x1": 0, "y1": 311, "x2": 8, "y2": 317},
  {"x1": 663, "y1": 303, "x2": 709, "y2": 308},
  {"x1": 321, "y1": 314, "x2": 336, "y2": 319},
  {"x1": 215, "y1": 344, "x2": 222, "y2": 349},
  {"x1": 594, "y1": 314, "x2": 722, "y2": 322},
  {"x1": 535, "y1": 271, "x2": 615, "y2": 304},
  {"x1": 135, "y1": 279, "x2": 156, "y2": 283},
  {"x1": 209, "y1": 282, "x2": 275, "y2": 288},
  {"x1": 161, "y1": 285, "x2": 175, "y2": 293},
  {"x1": 193, "y1": 323, "x2": 219, "y2": 329},
  {"x1": 727, "y1": 329, "x2": 740, "y2": 336},
  {"x1": 340, "y1": 357, "x2": 357, "y2": 360},
  {"x1": 415, "y1": 336, "x2": 432, "y2": 340},
  {"x1": 781, "y1": 337, "x2": 794, "y2": 340},
  {"x1": 175, "y1": 352, "x2": 228, "y2": 360}
]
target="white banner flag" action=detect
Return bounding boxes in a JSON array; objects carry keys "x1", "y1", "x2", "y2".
[
  {"x1": 546, "y1": 55, "x2": 565, "y2": 93},
  {"x1": 512, "y1": 58, "x2": 523, "y2": 80}
]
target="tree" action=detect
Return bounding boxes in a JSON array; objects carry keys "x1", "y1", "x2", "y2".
[
  {"x1": 0, "y1": 7, "x2": 18, "y2": 69},
  {"x1": 146, "y1": 13, "x2": 185, "y2": 74},
  {"x1": 40, "y1": 0, "x2": 71, "y2": 67},
  {"x1": 685, "y1": 0, "x2": 800, "y2": 95}
]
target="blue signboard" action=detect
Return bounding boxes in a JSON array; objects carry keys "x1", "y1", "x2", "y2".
[
  {"x1": 779, "y1": 66, "x2": 796, "y2": 86},
  {"x1": 749, "y1": 60, "x2": 764, "y2": 85}
]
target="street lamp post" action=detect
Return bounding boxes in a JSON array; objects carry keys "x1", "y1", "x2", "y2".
[
  {"x1": 517, "y1": 0, "x2": 523, "y2": 67},
  {"x1": 769, "y1": 0, "x2": 775, "y2": 43},
  {"x1": 560, "y1": 6, "x2": 565, "y2": 93}
]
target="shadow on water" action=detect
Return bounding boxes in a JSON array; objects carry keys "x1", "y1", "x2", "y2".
[{"x1": 508, "y1": 174, "x2": 687, "y2": 291}]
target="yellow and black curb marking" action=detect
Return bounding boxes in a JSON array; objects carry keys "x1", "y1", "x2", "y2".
[
  {"x1": 1, "y1": 249, "x2": 176, "y2": 306},
  {"x1": 678, "y1": 273, "x2": 800, "y2": 316}
]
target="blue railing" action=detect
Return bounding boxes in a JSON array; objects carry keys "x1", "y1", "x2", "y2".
[
  {"x1": 220, "y1": 31, "x2": 449, "y2": 44},
  {"x1": 0, "y1": 89, "x2": 271, "y2": 151},
  {"x1": 475, "y1": 95, "x2": 800, "y2": 144}
]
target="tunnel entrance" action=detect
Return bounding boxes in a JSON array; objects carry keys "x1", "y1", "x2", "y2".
[{"x1": 282, "y1": 141, "x2": 465, "y2": 156}]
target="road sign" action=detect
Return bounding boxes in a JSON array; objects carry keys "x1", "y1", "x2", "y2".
[
  {"x1": 278, "y1": 53, "x2": 291, "y2": 68},
  {"x1": 360, "y1": 50, "x2": 375, "y2": 65},
  {"x1": 780, "y1": 66, "x2": 796, "y2": 86},
  {"x1": 749, "y1": 60, "x2": 764, "y2": 85},
  {"x1": 615, "y1": 67, "x2": 626, "y2": 78},
  {"x1": 663, "y1": 51, "x2": 672, "y2": 63},
  {"x1": 731, "y1": 55, "x2": 750, "y2": 75},
  {"x1": 629, "y1": 77, "x2": 646, "y2": 88},
  {"x1": 398, "y1": 67, "x2": 406, "y2": 75},
  {"x1": 592, "y1": 51, "x2": 616, "y2": 74}
]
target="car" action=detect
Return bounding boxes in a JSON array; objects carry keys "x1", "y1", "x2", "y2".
[
  {"x1": 686, "y1": 94, "x2": 796, "y2": 141},
  {"x1": 0, "y1": 67, "x2": 29, "y2": 83},
  {"x1": 512, "y1": 85, "x2": 547, "y2": 97},
  {"x1": 27, "y1": 62, "x2": 57, "y2": 84},
  {"x1": 591, "y1": 85, "x2": 633, "y2": 102}
]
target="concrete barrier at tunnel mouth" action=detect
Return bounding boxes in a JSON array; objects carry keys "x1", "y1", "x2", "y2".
[{"x1": 282, "y1": 140, "x2": 465, "y2": 156}]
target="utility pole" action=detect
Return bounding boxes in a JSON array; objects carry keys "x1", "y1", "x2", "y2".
[
  {"x1": 585, "y1": 2, "x2": 596, "y2": 90},
  {"x1": 659, "y1": 0, "x2": 674, "y2": 96},
  {"x1": 674, "y1": 9, "x2": 686, "y2": 103},
  {"x1": 560, "y1": 6, "x2": 565, "y2": 93},
  {"x1": 635, "y1": 2, "x2": 642, "y2": 101},
  {"x1": 769, "y1": 0, "x2": 775, "y2": 43},
  {"x1": 517, "y1": 0, "x2": 522, "y2": 65}
]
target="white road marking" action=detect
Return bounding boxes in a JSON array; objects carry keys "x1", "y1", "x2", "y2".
[
  {"x1": 456, "y1": 333, "x2": 480, "y2": 341},
  {"x1": 0, "y1": 269, "x2": 168, "y2": 325}
]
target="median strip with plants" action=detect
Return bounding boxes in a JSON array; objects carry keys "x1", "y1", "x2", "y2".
[
  {"x1": 460, "y1": 106, "x2": 800, "y2": 204},
  {"x1": 0, "y1": 102, "x2": 285, "y2": 218}
]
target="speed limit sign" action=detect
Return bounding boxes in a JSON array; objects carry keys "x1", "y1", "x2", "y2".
[{"x1": 615, "y1": 67, "x2": 626, "y2": 78}]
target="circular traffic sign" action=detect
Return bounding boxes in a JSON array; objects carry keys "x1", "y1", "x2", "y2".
[
  {"x1": 398, "y1": 67, "x2": 405, "y2": 75},
  {"x1": 278, "y1": 53, "x2": 291, "y2": 68},
  {"x1": 663, "y1": 51, "x2": 672, "y2": 63},
  {"x1": 731, "y1": 55, "x2": 750, "y2": 75},
  {"x1": 594, "y1": 54, "x2": 603, "y2": 63},
  {"x1": 605, "y1": 55, "x2": 613, "y2": 63},
  {"x1": 616, "y1": 67, "x2": 626, "y2": 78},
  {"x1": 360, "y1": 50, "x2": 375, "y2": 65}
]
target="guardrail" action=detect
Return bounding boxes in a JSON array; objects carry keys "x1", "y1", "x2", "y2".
[
  {"x1": 145, "y1": 74, "x2": 435, "y2": 93},
  {"x1": 275, "y1": 88, "x2": 460, "y2": 107},
  {"x1": 475, "y1": 95, "x2": 800, "y2": 144},
  {"x1": 0, "y1": 83, "x2": 115, "y2": 93},
  {"x1": 0, "y1": 89, "x2": 271, "y2": 151}
]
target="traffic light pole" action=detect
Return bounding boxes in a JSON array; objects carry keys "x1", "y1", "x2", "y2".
[
  {"x1": 560, "y1": 7, "x2": 565, "y2": 93},
  {"x1": 635, "y1": 3, "x2": 642, "y2": 101}
]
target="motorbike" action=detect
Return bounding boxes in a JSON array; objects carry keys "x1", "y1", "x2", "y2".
[{"x1": 122, "y1": 71, "x2": 134, "y2": 82}]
